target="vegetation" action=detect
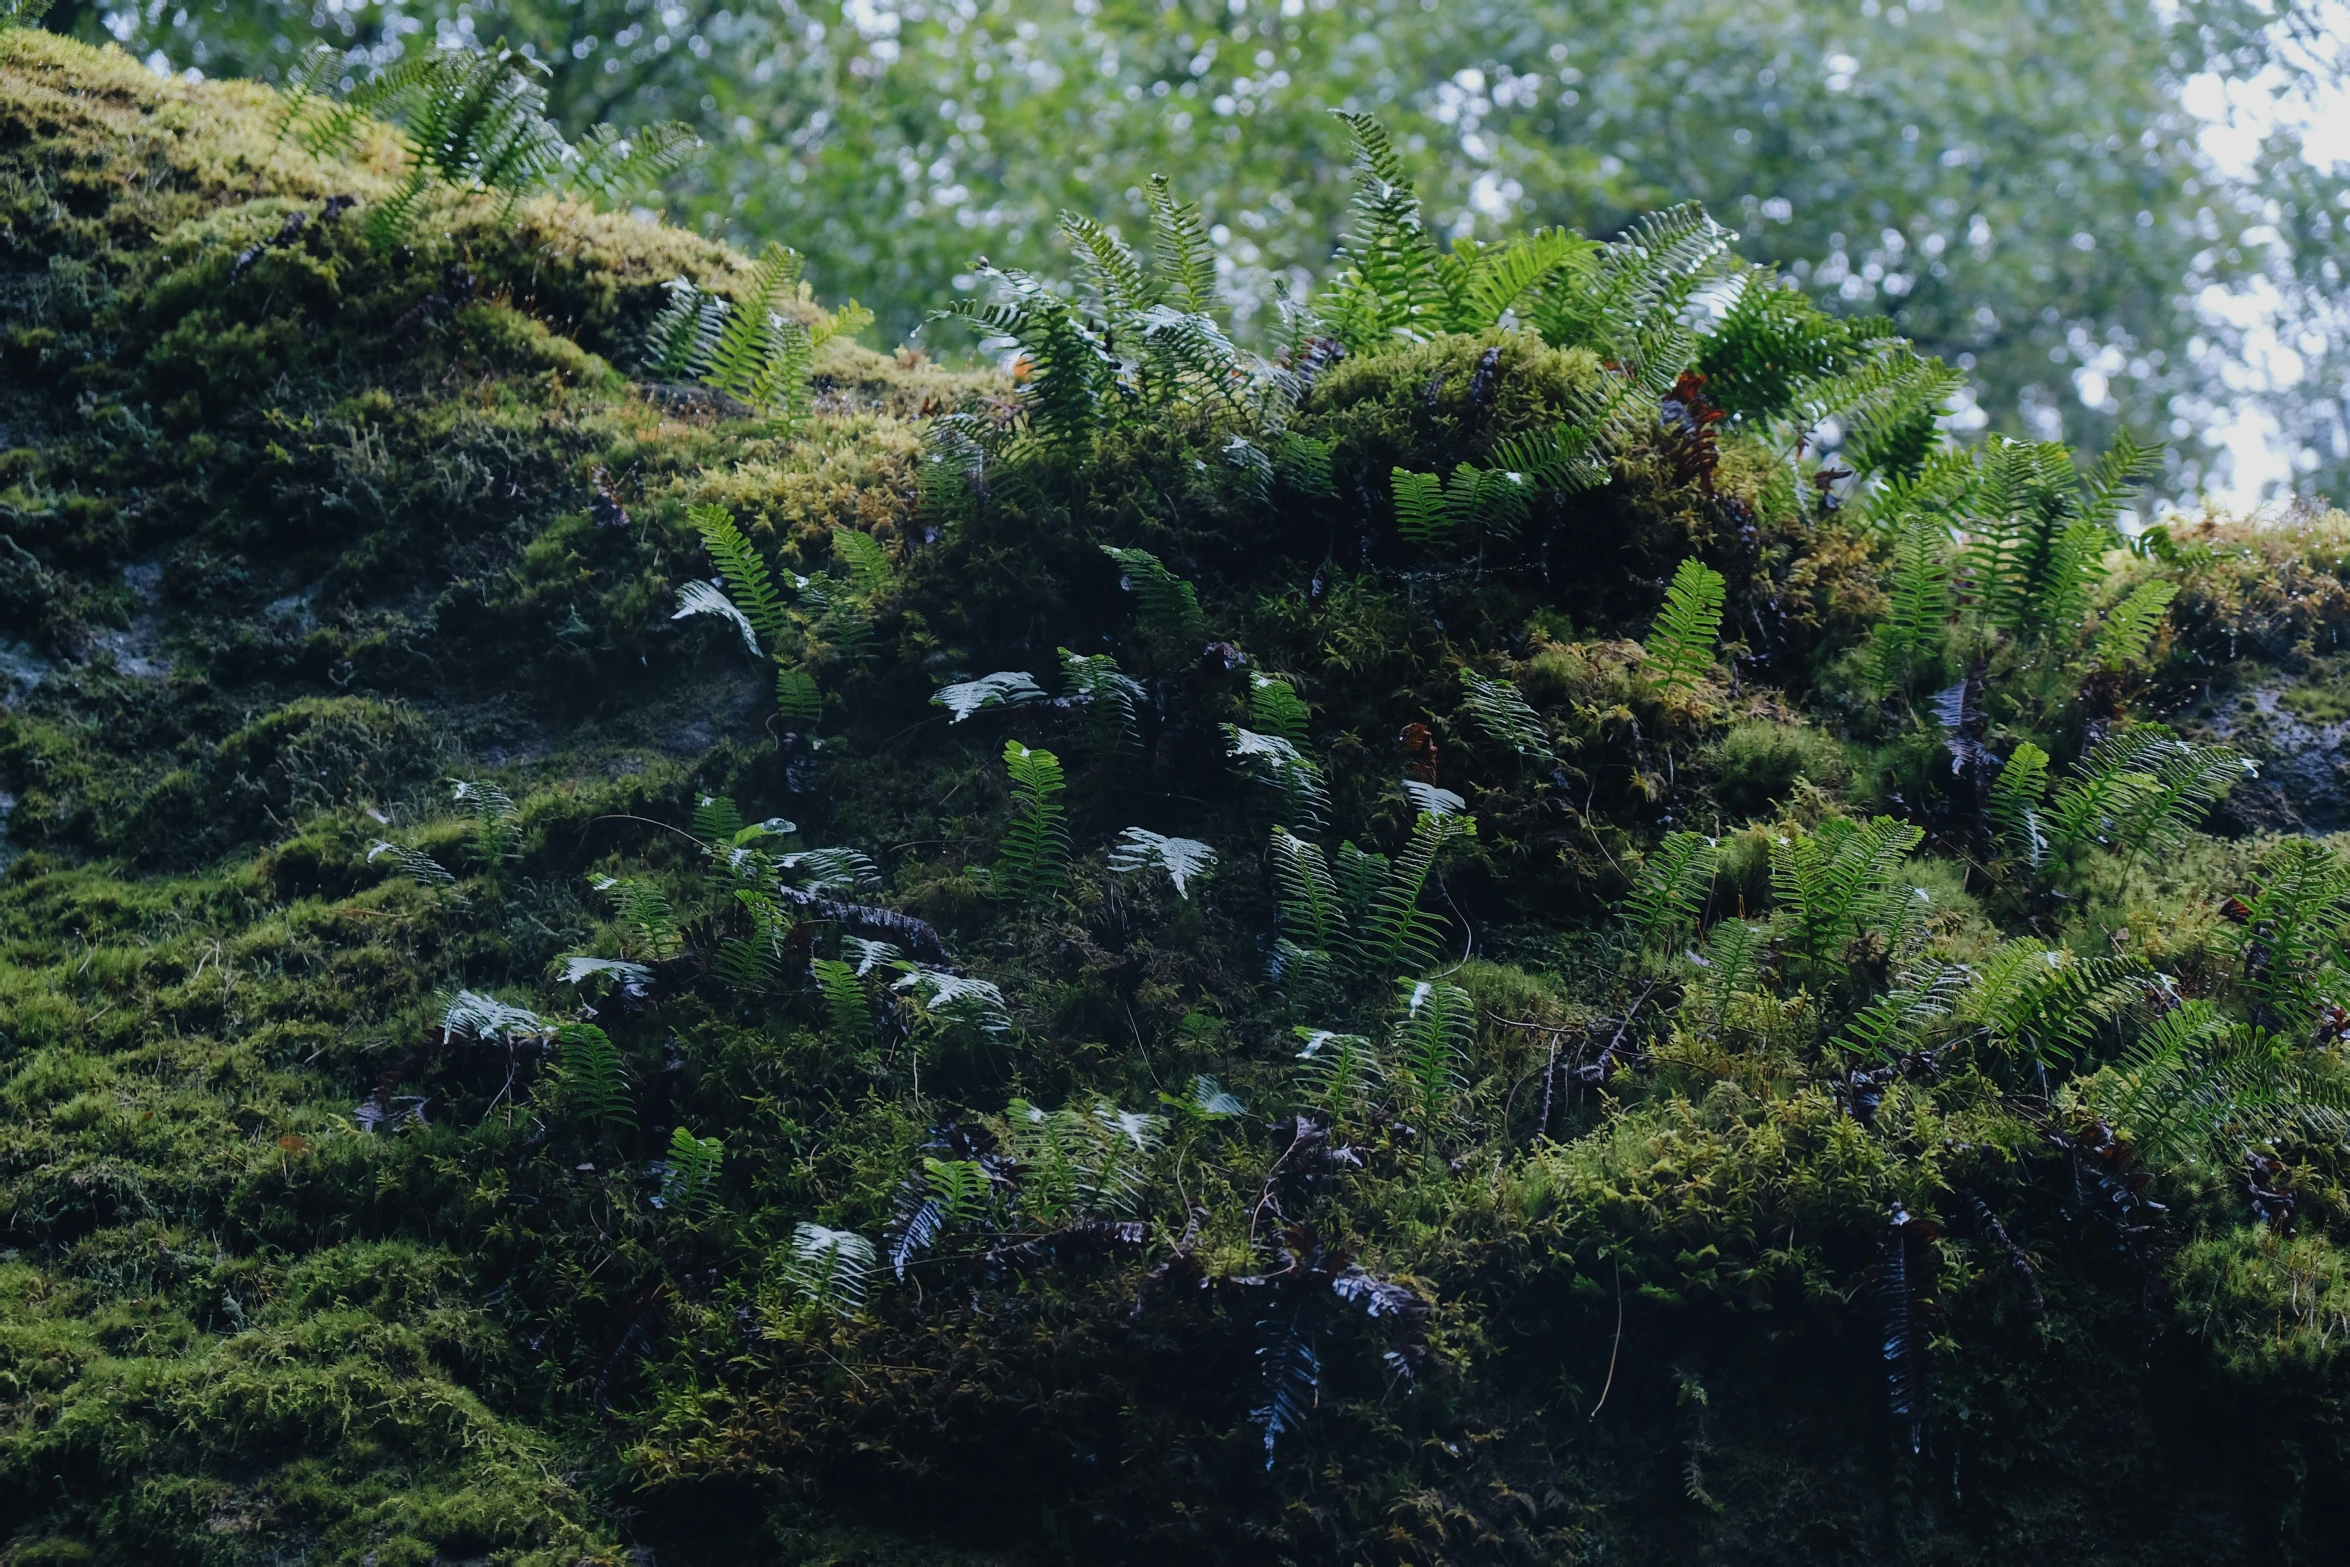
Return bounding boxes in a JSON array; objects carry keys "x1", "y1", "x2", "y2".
[{"x1": 8, "y1": 29, "x2": 2350, "y2": 1567}]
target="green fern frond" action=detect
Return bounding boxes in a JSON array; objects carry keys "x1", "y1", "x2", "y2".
[
  {"x1": 593, "y1": 874, "x2": 684, "y2": 962},
  {"x1": 1958, "y1": 940, "x2": 2144, "y2": 1068},
  {"x1": 1270, "y1": 826, "x2": 1347, "y2": 983},
  {"x1": 1317, "y1": 112, "x2": 1447, "y2": 350},
  {"x1": 2230, "y1": 838, "x2": 2350, "y2": 1037},
  {"x1": 1623, "y1": 831, "x2": 1718, "y2": 950},
  {"x1": 994, "y1": 741, "x2": 1071, "y2": 902},
  {"x1": 1457, "y1": 669, "x2": 1550, "y2": 764},
  {"x1": 1392, "y1": 978, "x2": 1473, "y2": 1126},
  {"x1": 1987, "y1": 743, "x2": 2052, "y2": 868},
  {"x1": 642, "y1": 279, "x2": 727, "y2": 381},
  {"x1": 451, "y1": 778, "x2": 521, "y2": 864},
  {"x1": 1871, "y1": 514, "x2": 1953, "y2": 694},
  {"x1": 933, "y1": 265, "x2": 1117, "y2": 447},
  {"x1": 1354, "y1": 811, "x2": 1476, "y2": 979},
  {"x1": 812, "y1": 957, "x2": 873, "y2": 1042},
  {"x1": 1296, "y1": 1027, "x2": 1383, "y2": 1117},
  {"x1": 2080, "y1": 431, "x2": 2164, "y2": 529},
  {"x1": 1768, "y1": 816, "x2": 1926, "y2": 966},
  {"x1": 1102, "y1": 544, "x2": 1209, "y2": 655},
  {"x1": 1059, "y1": 648, "x2": 1144, "y2": 749},
  {"x1": 1643, "y1": 557, "x2": 1728, "y2": 698},
  {"x1": 1434, "y1": 228, "x2": 1586, "y2": 332},
  {"x1": 1391, "y1": 468, "x2": 1449, "y2": 545},
  {"x1": 1062, "y1": 210, "x2": 1155, "y2": 320},
  {"x1": 687, "y1": 504, "x2": 792, "y2": 646},
  {"x1": 553, "y1": 1022, "x2": 634, "y2": 1132},
  {"x1": 2091, "y1": 580, "x2": 2178, "y2": 671},
  {"x1": 662, "y1": 1126, "x2": 725, "y2": 1212},
  {"x1": 830, "y1": 528, "x2": 895, "y2": 598},
  {"x1": 1250, "y1": 673, "x2": 1312, "y2": 747},
  {"x1": 1149, "y1": 174, "x2": 1219, "y2": 317},
  {"x1": 2048, "y1": 728, "x2": 2250, "y2": 861}
]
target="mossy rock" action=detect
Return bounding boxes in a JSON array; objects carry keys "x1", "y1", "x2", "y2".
[{"x1": 5, "y1": 29, "x2": 2350, "y2": 1567}]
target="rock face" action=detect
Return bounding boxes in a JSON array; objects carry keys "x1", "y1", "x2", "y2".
[{"x1": 5, "y1": 29, "x2": 2350, "y2": 1567}]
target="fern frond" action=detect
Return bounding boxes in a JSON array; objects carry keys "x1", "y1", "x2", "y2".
[
  {"x1": 1296, "y1": 1028, "x2": 1382, "y2": 1117},
  {"x1": 1250, "y1": 673, "x2": 1313, "y2": 747},
  {"x1": 775, "y1": 668, "x2": 821, "y2": 723},
  {"x1": 565, "y1": 120, "x2": 698, "y2": 205},
  {"x1": 782, "y1": 1221, "x2": 875, "y2": 1311},
  {"x1": 451, "y1": 778, "x2": 521, "y2": 863},
  {"x1": 932, "y1": 670, "x2": 1048, "y2": 722},
  {"x1": 1062, "y1": 210, "x2": 1155, "y2": 321},
  {"x1": 593, "y1": 874, "x2": 684, "y2": 961},
  {"x1": 1270, "y1": 827, "x2": 1348, "y2": 970},
  {"x1": 686, "y1": 504, "x2": 791, "y2": 646},
  {"x1": 1768, "y1": 816, "x2": 1926, "y2": 965},
  {"x1": 830, "y1": 528, "x2": 895, "y2": 598},
  {"x1": 2048, "y1": 728, "x2": 2250, "y2": 861},
  {"x1": 368, "y1": 840, "x2": 454, "y2": 889},
  {"x1": 2080, "y1": 431, "x2": 2164, "y2": 529},
  {"x1": 931, "y1": 265, "x2": 1117, "y2": 446},
  {"x1": 2091, "y1": 580, "x2": 2178, "y2": 672},
  {"x1": 994, "y1": 742, "x2": 1071, "y2": 902},
  {"x1": 812, "y1": 957, "x2": 872, "y2": 1042},
  {"x1": 893, "y1": 968, "x2": 1013, "y2": 1037},
  {"x1": 554, "y1": 1022, "x2": 634, "y2": 1131},
  {"x1": 1871, "y1": 515, "x2": 1952, "y2": 694},
  {"x1": 1623, "y1": 831, "x2": 1718, "y2": 950},
  {"x1": 1148, "y1": 174, "x2": 1219, "y2": 317},
  {"x1": 1102, "y1": 545, "x2": 1209, "y2": 654},
  {"x1": 1436, "y1": 228, "x2": 1584, "y2": 332},
  {"x1": 1458, "y1": 669, "x2": 1550, "y2": 764},
  {"x1": 1987, "y1": 743, "x2": 2052, "y2": 868},
  {"x1": 1108, "y1": 828, "x2": 1218, "y2": 899},
  {"x1": 1957, "y1": 940, "x2": 2145, "y2": 1068},
  {"x1": 2230, "y1": 838, "x2": 2350, "y2": 1037},
  {"x1": 1643, "y1": 557, "x2": 1727, "y2": 698},
  {"x1": 1391, "y1": 468, "x2": 1449, "y2": 545},
  {"x1": 1228, "y1": 726, "x2": 1331, "y2": 829},
  {"x1": 1317, "y1": 112, "x2": 1446, "y2": 350},
  {"x1": 661, "y1": 1126, "x2": 726, "y2": 1212},
  {"x1": 1059, "y1": 648, "x2": 1144, "y2": 749},
  {"x1": 1392, "y1": 978, "x2": 1473, "y2": 1126},
  {"x1": 1354, "y1": 811, "x2": 1476, "y2": 979}
]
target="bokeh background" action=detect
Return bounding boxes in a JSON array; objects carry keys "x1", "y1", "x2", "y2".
[{"x1": 42, "y1": 0, "x2": 2350, "y2": 504}]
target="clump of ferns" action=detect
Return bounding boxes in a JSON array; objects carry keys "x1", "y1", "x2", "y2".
[{"x1": 274, "y1": 42, "x2": 696, "y2": 251}]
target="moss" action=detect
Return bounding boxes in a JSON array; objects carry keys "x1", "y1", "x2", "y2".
[{"x1": 6, "y1": 29, "x2": 2350, "y2": 1567}]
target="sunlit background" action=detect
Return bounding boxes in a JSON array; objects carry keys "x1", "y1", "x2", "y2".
[{"x1": 45, "y1": 0, "x2": 2350, "y2": 509}]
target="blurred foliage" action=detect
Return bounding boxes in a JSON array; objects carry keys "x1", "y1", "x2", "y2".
[{"x1": 47, "y1": 0, "x2": 2350, "y2": 499}]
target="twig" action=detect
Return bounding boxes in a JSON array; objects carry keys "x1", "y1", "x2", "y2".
[{"x1": 1590, "y1": 1259, "x2": 1623, "y2": 1419}]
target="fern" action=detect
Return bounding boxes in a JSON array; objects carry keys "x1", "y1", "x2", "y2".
[
  {"x1": 1987, "y1": 743, "x2": 2052, "y2": 868},
  {"x1": 692, "y1": 793, "x2": 746, "y2": 845},
  {"x1": 775, "y1": 668, "x2": 822, "y2": 723},
  {"x1": 1957, "y1": 940, "x2": 2144, "y2": 1068},
  {"x1": 1434, "y1": 228, "x2": 1586, "y2": 333},
  {"x1": 563, "y1": 120, "x2": 698, "y2": 207},
  {"x1": 1250, "y1": 674, "x2": 1312, "y2": 747},
  {"x1": 686, "y1": 504, "x2": 792, "y2": 647},
  {"x1": 994, "y1": 742, "x2": 1071, "y2": 902},
  {"x1": 1317, "y1": 113, "x2": 1448, "y2": 350},
  {"x1": 1001, "y1": 1098, "x2": 1165, "y2": 1222},
  {"x1": 1643, "y1": 557, "x2": 1728, "y2": 699},
  {"x1": 1102, "y1": 545, "x2": 1209, "y2": 656},
  {"x1": 1525, "y1": 202, "x2": 1728, "y2": 369},
  {"x1": 893, "y1": 968, "x2": 1013, "y2": 1037},
  {"x1": 2091, "y1": 580, "x2": 2178, "y2": 672},
  {"x1": 1227, "y1": 726, "x2": 1331, "y2": 829},
  {"x1": 1391, "y1": 468, "x2": 1449, "y2": 545},
  {"x1": 1107, "y1": 828, "x2": 1218, "y2": 899},
  {"x1": 1149, "y1": 173, "x2": 1219, "y2": 317},
  {"x1": 933, "y1": 669, "x2": 1048, "y2": 722},
  {"x1": 1354, "y1": 811, "x2": 1476, "y2": 979},
  {"x1": 1833, "y1": 964, "x2": 1970, "y2": 1061},
  {"x1": 1962, "y1": 437, "x2": 2120, "y2": 640},
  {"x1": 830, "y1": 528, "x2": 895, "y2": 598},
  {"x1": 1623, "y1": 831, "x2": 1718, "y2": 951},
  {"x1": 2047, "y1": 728, "x2": 2250, "y2": 862},
  {"x1": 715, "y1": 884, "x2": 791, "y2": 990},
  {"x1": 1295, "y1": 1028, "x2": 1383, "y2": 1117},
  {"x1": 1695, "y1": 920, "x2": 1770, "y2": 1030},
  {"x1": 441, "y1": 989, "x2": 545, "y2": 1042},
  {"x1": 1768, "y1": 816, "x2": 1927, "y2": 966},
  {"x1": 449, "y1": 778, "x2": 521, "y2": 864},
  {"x1": 367, "y1": 840, "x2": 454, "y2": 889},
  {"x1": 1270, "y1": 827, "x2": 1347, "y2": 991},
  {"x1": 593, "y1": 874, "x2": 684, "y2": 961},
  {"x1": 932, "y1": 263, "x2": 1117, "y2": 448},
  {"x1": 673, "y1": 579, "x2": 763, "y2": 658},
  {"x1": 923, "y1": 1156, "x2": 996, "y2": 1231},
  {"x1": 1872, "y1": 515, "x2": 1952, "y2": 694},
  {"x1": 781, "y1": 1221, "x2": 876, "y2": 1312},
  {"x1": 1060, "y1": 649, "x2": 1144, "y2": 748},
  {"x1": 2105, "y1": 1003, "x2": 2350, "y2": 1171},
  {"x1": 1458, "y1": 669, "x2": 1549, "y2": 764},
  {"x1": 811, "y1": 957, "x2": 872, "y2": 1041},
  {"x1": 554, "y1": 1022, "x2": 634, "y2": 1132},
  {"x1": 702, "y1": 242, "x2": 801, "y2": 405},
  {"x1": 661, "y1": 1126, "x2": 725, "y2": 1212},
  {"x1": 267, "y1": 43, "x2": 347, "y2": 151},
  {"x1": 1392, "y1": 978, "x2": 1473, "y2": 1127},
  {"x1": 2230, "y1": 838, "x2": 2350, "y2": 1037}
]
